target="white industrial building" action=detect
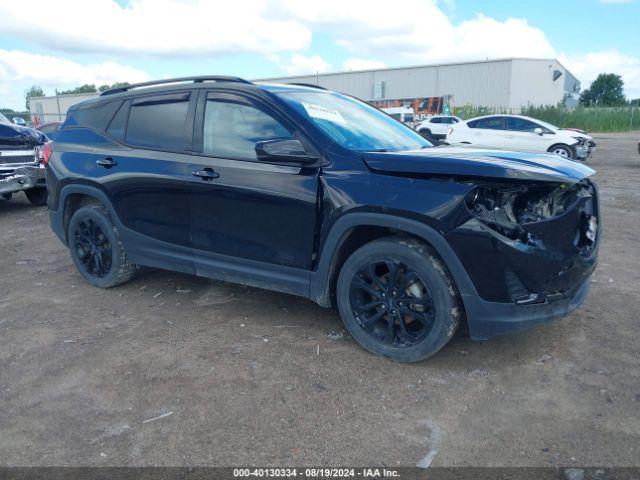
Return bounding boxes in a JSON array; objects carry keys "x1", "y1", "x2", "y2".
[
  {"x1": 28, "y1": 92, "x2": 98, "y2": 124},
  {"x1": 258, "y1": 58, "x2": 581, "y2": 114},
  {"x1": 28, "y1": 57, "x2": 580, "y2": 122}
]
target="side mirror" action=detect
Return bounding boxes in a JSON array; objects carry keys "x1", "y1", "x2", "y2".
[
  {"x1": 255, "y1": 139, "x2": 317, "y2": 164},
  {"x1": 534, "y1": 127, "x2": 544, "y2": 136}
]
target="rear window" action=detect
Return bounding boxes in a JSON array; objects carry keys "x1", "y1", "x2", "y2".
[{"x1": 125, "y1": 94, "x2": 190, "y2": 151}]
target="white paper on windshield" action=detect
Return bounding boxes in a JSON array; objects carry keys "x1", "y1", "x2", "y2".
[{"x1": 301, "y1": 102, "x2": 346, "y2": 125}]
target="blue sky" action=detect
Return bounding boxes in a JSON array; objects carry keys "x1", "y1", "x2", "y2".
[{"x1": 0, "y1": 0, "x2": 638, "y2": 110}]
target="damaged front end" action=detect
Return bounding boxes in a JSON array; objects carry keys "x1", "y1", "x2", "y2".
[{"x1": 447, "y1": 179, "x2": 599, "y2": 305}]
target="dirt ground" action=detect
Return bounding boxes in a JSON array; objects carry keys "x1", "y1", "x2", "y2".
[{"x1": 1, "y1": 132, "x2": 639, "y2": 468}]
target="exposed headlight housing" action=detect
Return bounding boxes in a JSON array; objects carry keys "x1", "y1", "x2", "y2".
[{"x1": 465, "y1": 182, "x2": 593, "y2": 245}]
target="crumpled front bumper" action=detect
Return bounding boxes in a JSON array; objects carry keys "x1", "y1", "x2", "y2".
[
  {"x1": 0, "y1": 164, "x2": 40, "y2": 195},
  {"x1": 445, "y1": 180, "x2": 599, "y2": 340},
  {"x1": 574, "y1": 140, "x2": 596, "y2": 160}
]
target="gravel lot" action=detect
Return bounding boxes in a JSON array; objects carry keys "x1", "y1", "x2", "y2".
[{"x1": 1, "y1": 132, "x2": 639, "y2": 467}]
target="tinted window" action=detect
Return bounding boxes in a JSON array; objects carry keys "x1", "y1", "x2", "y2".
[
  {"x1": 430, "y1": 117, "x2": 442, "y2": 124},
  {"x1": 66, "y1": 100, "x2": 122, "y2": 130},
  {"x1": 203, "y1": 100, "x2": 292, "y2": 160},
  {"x1": 389, "y1": 113, "x2": 402, "y2": 121},
  {"x1": 468, "y1": 117, "x2": 505, "y2": 130},
  {"x1": 107, "y1": 101, "x2": 129, "y2": 141},
  {"x1": 126, "y1": 94, "x2": 190, "y2": 151},
  {"x1": 506, "y1": 117, "x2": 541, "y2": 132}
]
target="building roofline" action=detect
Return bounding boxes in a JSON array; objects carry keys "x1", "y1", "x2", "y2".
[{"x1": 254, "y1": 57, "x2": 562, "y2": 81}]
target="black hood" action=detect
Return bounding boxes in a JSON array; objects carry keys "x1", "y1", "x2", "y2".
[
  {"x1": 0, "y1": 122, "x2": 47, "y2": 147},
  {"x1": 362, "y1": 146, "x2": 595, "y2": 183}
]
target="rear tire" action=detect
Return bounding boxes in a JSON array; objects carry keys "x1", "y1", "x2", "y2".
[
  {"x1": 336, "y1": 237, "x2": 462, "y2": 362},
  {"x1": 419, "y1": 128, "x2": 432, "y2": 139},
  {"x1": 25, "y1": 187, "x2": 47, "y2": 206},
  {"x1": 548, "y1": 144, "x2": 574, "y2": 159},
  {"x1": 67, "y1": 204, "x2": 137, "y2": 288}
]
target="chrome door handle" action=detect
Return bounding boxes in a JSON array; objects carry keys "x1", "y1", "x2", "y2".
[
  {"x1": 96, "y1": 157, "x2": 117, "y2": 168},
  {"x1": 192, "y1": 168, "x2": 220, "y2": 180}
]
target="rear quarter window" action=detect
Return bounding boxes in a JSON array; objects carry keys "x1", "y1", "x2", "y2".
[{"x1": 65, "y1": 100, "x2": 122, "y2": 130}]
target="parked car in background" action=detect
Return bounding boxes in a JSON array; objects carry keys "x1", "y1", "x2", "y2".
[
  {"x1": 381, "y1": 106, "x2": 415, "y2": 128},
  {"x1": 36, "y1": 121, "x2": 63, "y2": 142},
  {"x1": 47, "y1": 76, "x2": 599, "y2": 363},
  {"x1": 415, "y1": 115, "x2": 461, "y2": 140},
  {"x1": 447, "y1": 114, "x2": 595, "y2": 161},
  {"x1": 0, "y1": 112, "x2": 49, "y2": 205}
]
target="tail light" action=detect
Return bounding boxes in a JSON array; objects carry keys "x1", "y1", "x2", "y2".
[{"x1": 41, "y1": 141, "x2": 53, "y2": 166}]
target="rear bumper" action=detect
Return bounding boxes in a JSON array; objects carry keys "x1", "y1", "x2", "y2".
[{"x1": 463, "y1": 276, "x2": 591, "y2": 340}]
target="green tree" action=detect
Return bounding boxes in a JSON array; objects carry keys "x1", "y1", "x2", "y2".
[
  {"x1": 630, "y1": 98, "x2": 640, "y2": 107},
  {"x1": 98, "y1": 82, "x2": 130, "y2": 93},
  {"x1": 579, "y1": 73, "x2": 627, "y2": 107},
  {"x1": 58, "y1": 84, "x2": 98, "y2": 95},
  {"x1": 25, "y1": 85, "x2": 44, "y2": 109}
]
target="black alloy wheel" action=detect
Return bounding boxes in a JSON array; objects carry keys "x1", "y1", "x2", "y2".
[
  {"x1": 73, "y1": 218, "x2": 113, "y2": 278},
  {"x1": 349, "y1": 260, "x2": 434, "y2": 347},
  {"x1": 67, "y1": 204, "x2": 137, "y2": 288},
  {"x1": 336, "y1": 237, "x2": 462, "y2": 362}
]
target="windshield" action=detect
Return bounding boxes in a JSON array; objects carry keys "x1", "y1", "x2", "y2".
[
  {"x1": 0, "y1": 113, "x2": 9, "y2": 124},
  {"x1": 275, "y1": 90, "x2": 431, "y2": 152}
]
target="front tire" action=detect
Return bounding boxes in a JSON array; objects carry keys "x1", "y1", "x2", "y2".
[
  {"x1": 548, "y1": 144, "x2": 574, "y2": 159},
  {"x1": 25, "y1": 187, "x2": 47, "y2": 206},
  {"x1": 67, "y1": 204, "x2": 137, "y2": 288},
  {"x1": 336, "y1": 237, "x2": 462, "y2": 362}
]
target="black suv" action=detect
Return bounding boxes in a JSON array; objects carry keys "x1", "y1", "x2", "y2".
[{"x1": 47, "y1": 77, "x2": 599, "y2": 362}]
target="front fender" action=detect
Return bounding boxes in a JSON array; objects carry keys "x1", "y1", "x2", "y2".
[{"x1": 309, "y1": 212, "x2": 479, "y2": 307}]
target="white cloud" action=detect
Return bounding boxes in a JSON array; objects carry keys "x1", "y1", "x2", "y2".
[
  {"x1": 560, "y1": 50, "x2": 640, "y2": 99},
  {"x1": 0, "y1": 0, "x2": 311, "y2": 57},
  {"x1": 1, "y1": 0, "x2": 639, "y2": 107},
  {"x1": 269, "y1": 54, "x2": 332, "y2": 76},
  {"x1": 0, "y1": 0, "x2": 554, "y2": 62},
  {"x1": 0, "y1": 49, "x2": 148, "y2": 109}
]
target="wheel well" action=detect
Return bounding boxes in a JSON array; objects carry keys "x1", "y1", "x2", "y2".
[
  {"x1": 62, "y1": 193, "x2": 102, "y2": 241},
  {"x1": 323, "y1": 224, "x2": 470, "y2": 335}
]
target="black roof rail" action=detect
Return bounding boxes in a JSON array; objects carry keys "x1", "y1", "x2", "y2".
[
  {"x1": 287, "y1": 83, "x2": 328, "y2": 90},
  {"x1": 100, "y1": 76, "x2": 253, "y2": 96}
]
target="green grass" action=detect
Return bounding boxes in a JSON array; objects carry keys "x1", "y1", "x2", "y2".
[{"x1": 454, "y1": 105, "x2": 640, "y2": 133}]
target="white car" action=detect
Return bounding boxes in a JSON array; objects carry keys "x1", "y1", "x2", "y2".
[
  {"x1": 446, "y1": 114, "x2": 595, "y2": 160},
  {"x1": 415, "y1": 115, "x2": 462, "y2": 140}
]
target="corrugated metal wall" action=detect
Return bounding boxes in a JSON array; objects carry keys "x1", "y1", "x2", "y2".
[{"x1": 257, "y1": 59, "x2": 529, "y2": 110}]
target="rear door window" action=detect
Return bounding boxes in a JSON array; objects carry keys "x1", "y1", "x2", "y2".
[{"x1": 126, "y1": 93, "x2": 191, "y2": 151}]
